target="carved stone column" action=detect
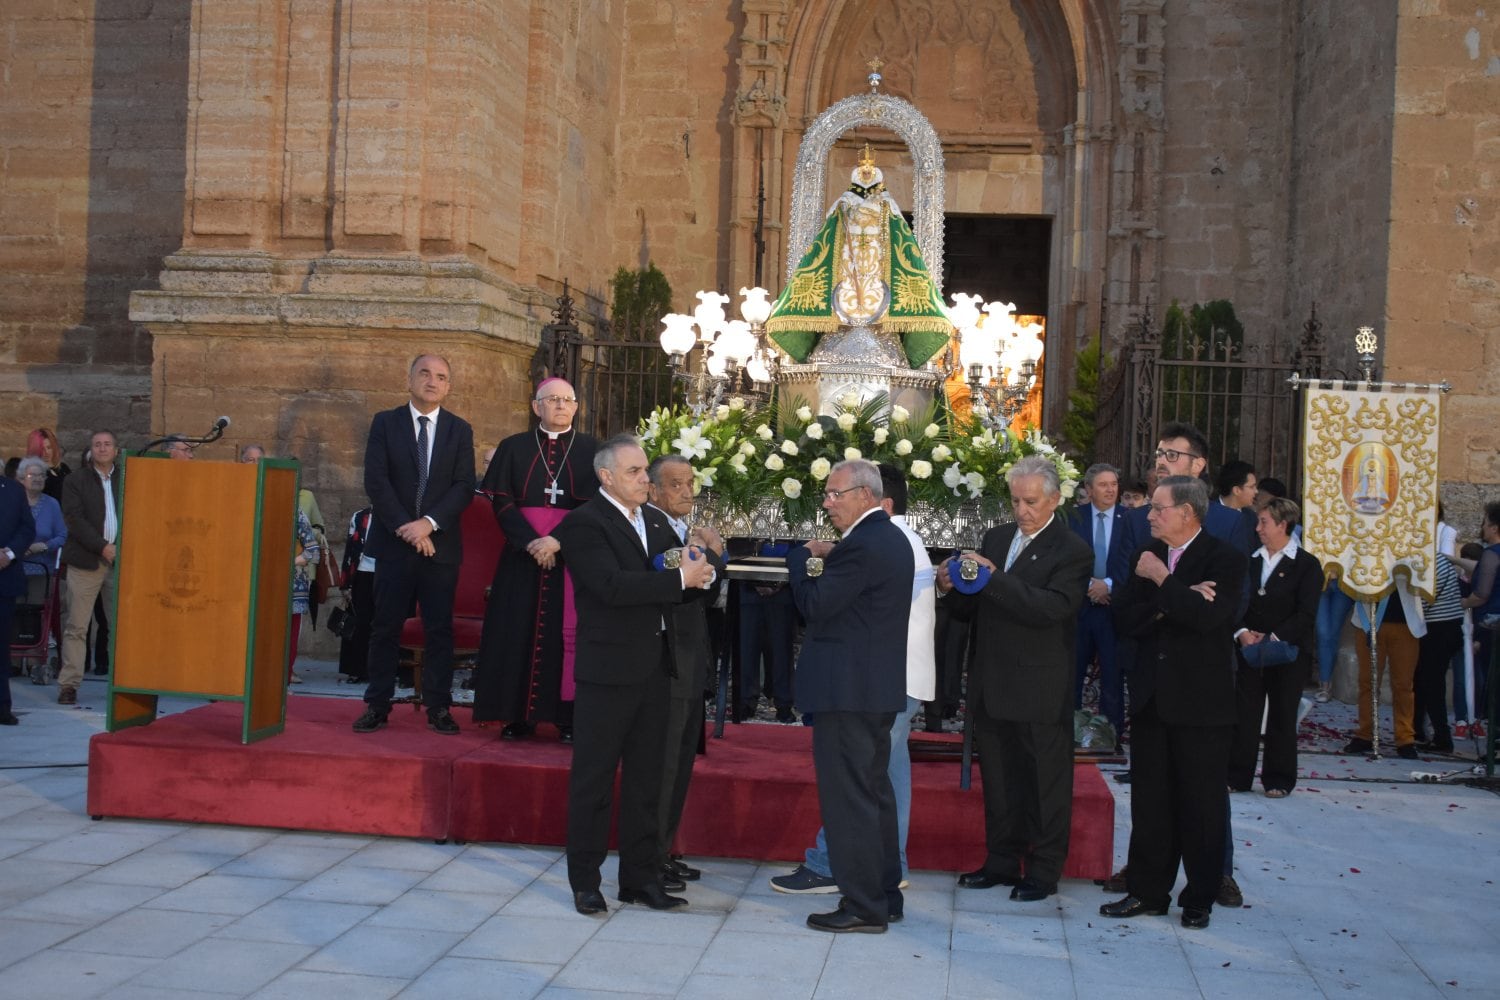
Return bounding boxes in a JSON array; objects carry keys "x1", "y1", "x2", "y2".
[
  {"x1": 729, "y1": 1, "x2": 792, "y2": 290},
  {"x1": 1105, "y1": 0, "x2": 1166, "y2": 354}
]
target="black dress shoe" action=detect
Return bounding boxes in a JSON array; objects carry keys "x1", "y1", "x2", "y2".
[
  {"x1": 1341, "y1": 737, "x2": 1374, "y2": 754},
  {"x1": 427, "y1": 708, "x2": 460, "y2": 735},
  {"x1": 573, "y1": 889, "x2": 607, "y2": 915},
  {"x1": 618, "y1": 883, "x2": 687, "y2": 910},
  {"x1": 661, "y1": 873, "x2": 686, "y2": 892},
  {"x1": 1217, "y1": 875, "x2": 1243, "y2": 908},
  {"x1": 957, "y1": 869, "x2": 1021, "y2": 889},
  {"x1": 501, "y1": 721, "x2": 534, "y2": 740},
  {"x1": 352, "y1": 706, "x2": 389, "y2": 734},
  {"x1": 1181, "y1": 906, "x2": 1212, "y2": 929},
  {"x1": 0, "y1": 711, "x2": 18, "y2": 726},
  {"x1": 666, "y1": 859, "x2": 701, "y2": 882},
  {"x1": 557, "y1": 725, "x2": 574, "y2": 744},
  {"x1": 1009, "y1": 877, "x2": 1057, "y2": 902},
  {"x1": 1099, "y1": 895, "x2": 1169, "y2": 918},
  {"x1": 807, "y1": 908, "x2": 886, "y2": 933},
  {"x1": 1099, "y1": 865, "x2": 1129, "y2": 893}
]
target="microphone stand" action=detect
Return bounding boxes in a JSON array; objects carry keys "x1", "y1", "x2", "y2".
[{"x1": 140, "y1": 422, "x2": 228, "y2": 455}]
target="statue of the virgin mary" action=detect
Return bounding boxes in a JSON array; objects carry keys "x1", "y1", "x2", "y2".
[{"x1": 765, "y1": 144, "x2": 951, "y2": 369}]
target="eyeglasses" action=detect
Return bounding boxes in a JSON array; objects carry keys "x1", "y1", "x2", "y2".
[
  {"x1": 1154, "y1": 447, "x2": 1202, "y2": 463},
  {"x1": 1147, "y1": 501, "x2": 1187, "y2": 514},
  {"x1": 537, "y1": 395, "x2": 577, "y2": 405},
  {"x1": 822, "y1": 485, "x2": 869, "y2": 502}
]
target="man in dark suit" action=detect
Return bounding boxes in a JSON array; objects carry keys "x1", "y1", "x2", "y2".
[
  {"x1": 554, "y1": 435, "x2": 715, "y2": 916},
  {"x1": 353, "y1": 354, "x2": 476, "y2": 736},
  {"x1": 0, "y1": 472, "x2": 38, "y2": 724},
  {"x1": 788, "y1": 459, "x2": 913, "y2": 933},
  {"x1": 941, "y1": 456, "x2": 1092, "y2": 902},
  {"x1": 646, "y1": 454, "x2": 726, "y2": 888},
  {"x1": 1070, "y1": 462, "x2": 1130, "y2": 737},
  {"x1": 1102, "y1": 475, "x2": 1246, "y2": 929}
]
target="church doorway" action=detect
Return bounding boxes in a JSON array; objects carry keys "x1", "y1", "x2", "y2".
[{"x1": 940, "y1": 214, "x2": 1051, "y2": 314}]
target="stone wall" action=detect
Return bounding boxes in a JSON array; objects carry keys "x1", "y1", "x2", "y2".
[
  {"x1": 1286, "y1": 0, "x2": 1398, "y2": 379},
  {"x1": 1386, "y1": 0, "x2": 1500, "y2": 504},
  {"x1": 0, "y1": 0, "x2": 189, "y2": 456},
  {"x1": 1156, "y1": 0, "x2": 1296, "y2": 349}
]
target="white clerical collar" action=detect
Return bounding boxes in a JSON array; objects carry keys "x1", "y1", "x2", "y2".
[{"x1": 539, "y1": 426, "x2": 572, "y2": 441}]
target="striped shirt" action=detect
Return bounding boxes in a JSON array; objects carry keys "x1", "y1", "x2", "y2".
[{"x1": 1424, "y1": 553, "x2": 1464, "y2": 622}]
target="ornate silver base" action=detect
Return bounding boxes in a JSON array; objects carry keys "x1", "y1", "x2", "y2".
[
  {"x1": 693, "y1": 496, "x2": 1008, "y2": 549},
  {"x1": 778, "y1": 324, "x2": 944, "y2": 419}
]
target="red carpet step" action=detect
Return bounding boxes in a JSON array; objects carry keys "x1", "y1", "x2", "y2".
[{"x1": 88, "y1": 698, "x2": 1113, "y2": 879}]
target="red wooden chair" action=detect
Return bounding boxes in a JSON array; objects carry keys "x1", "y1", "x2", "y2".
[{"x1": 398, "y1": 492, "x2": 504, "y2": 704}]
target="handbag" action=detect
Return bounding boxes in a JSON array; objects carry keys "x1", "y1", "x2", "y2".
[
  {"x1": 1239, "y1": 639, "x2": 1299, "y2": 669},
  {"x1": 312, "y1": 546, "x2": 340, "y2": 606},
  {"x1": 326, "y1": 600, "x2": 358, "y2": 640}
]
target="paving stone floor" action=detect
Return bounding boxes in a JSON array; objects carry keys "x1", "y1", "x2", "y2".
[{"x1": 1, "y1": 659, "x2": 1496, "y2": 998}]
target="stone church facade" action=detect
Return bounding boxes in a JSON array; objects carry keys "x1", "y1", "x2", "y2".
[{"x1": 2, "y1": 0, "x2": 1496, "y2": 526}]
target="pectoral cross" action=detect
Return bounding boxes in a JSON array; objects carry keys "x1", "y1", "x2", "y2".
[{"x1": 543, "y1": 480, "x2": 564, "y2": 505}]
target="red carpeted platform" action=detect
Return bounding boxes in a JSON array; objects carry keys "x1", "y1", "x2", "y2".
[{"x1": 88, "y1": 698, "x2": 1114, "y2": 879}]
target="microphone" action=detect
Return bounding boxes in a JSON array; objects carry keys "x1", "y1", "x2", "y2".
[
  {"x1": 213, "y1": 415, "x2": 231, "y2": 432},
  {"x1": 204, "y1": 415, "x2": 231, "y2": 443}
]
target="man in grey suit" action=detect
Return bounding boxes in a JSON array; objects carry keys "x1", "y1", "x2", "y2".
[{"x1": 940, "y1": 456, "x2": 1093, "y2": 902}]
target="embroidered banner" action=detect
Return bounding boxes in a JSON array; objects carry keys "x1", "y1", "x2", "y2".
[{"x1": 1301, "y1": 384, "x2": 1442, "y2": 601}]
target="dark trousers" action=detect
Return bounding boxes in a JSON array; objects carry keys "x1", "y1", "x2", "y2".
[
  {"x1": 1126, "y1": 700, "x2": 1232, "y2": 911},
  {"x1": 738, "y1": 585, "x2": 795, "y2": 709},
  {"x1": 657, "y1": 688, "x2": 704, "y2": 863},
  {"x1": 811, "y1": 709, "x2": 901, "y2": 923},
  {"x1": 1415, "y1": 618, "x2": 1464, "y2": 742},
  {"x1": 364, "y1": 555, "x2": 458, "y2": 710},
  {"x1": 0, "y1": 597, "x2": 13, "y2": 713},
  {"x1": 338, "y1": 570, "x2": 375, "y2": 680},
  {"x1": 928, "y1": 601, "x2": 969, "y2": 726},
  {"x1": 1228, "y1": 657, "x2": 1304, "y2": 792},
  {"x1": 567, "y1": 659, "x2": 671, "y2": 894},
  {"x1": 1075, "y1": 604, "x2": 1123, "y2": 735},
  {"x1": 972, "y1": 710, "x2": 1074, "y2": 886}
]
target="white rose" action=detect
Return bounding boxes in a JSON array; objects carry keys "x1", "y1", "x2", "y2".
[
  {"x1": 715, "y1": 404, "x2": 730, "y2": 421},
  {"x1": 782, "y1": 477, "x2": 803, "y2": 499},
  {"x1": 924, "y1": 423, "x2": 941, "y2": 439},
  {"x1": 910, "y1": 460, "x2": 933, "y2": 480},
  {"x1": 729, "y1": 396, "x2": 746, "y2": 411},
  {"x1": 765, "y1": 453, "x2": 784, "y2": 471},
  {"x1": 739, "y1": 441, "x2": 756, "y2": 456},
  {"x1": 1060, "y1": 480, "x2": 1076, "y2": 499},
  {"x1": 796, "y1": 405, "x2": 813, "y2": 422},
  {"x1": 895, "y1": 439, "x2": 913, "y2": 456},
  {"x1": 809, "y1": 457, "x2": 832, "y2": 481},
  {"x1": 891, "y1": 404, "x2": 910, "y2": 423},
  {"x1": 844, "y1": 447, "x2": 862, "y2": 461},
  {"x1": 942, "y1": 465, "x2": 964, "y2": 489},
  {"x1": 873, "y1": 427, "x2": 888, "y2": 445},
  {"x1": 806, "y1": 423, "x2": 824, "y2": 440},
  {"x1": 756, "y1": 424, "x2": 774, "y2": 440},
  {"x1": 780, "y1": 439, "x2": 799, "y2": 456},
  {"x1": 836, "y1": 412, "x2": 857, "y2": 431},
  {"x1": 931, "y1": 444, "x2": 952, "y2": 462},
  {"x1": 840, "y1": 391, "x2": 859, "y2": 408}
]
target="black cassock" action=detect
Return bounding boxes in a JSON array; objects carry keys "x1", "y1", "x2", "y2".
[{"x1": 471, "y1": 427, "x2": 598, "y2": 724}]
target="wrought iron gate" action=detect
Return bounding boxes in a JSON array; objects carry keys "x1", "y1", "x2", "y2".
[
  {"x1": 532, "y1": 284, "x2": 678, "y2": 440},
  {"x1": 1095, "y1": 305, "x2": 1327, "y2": 495}
]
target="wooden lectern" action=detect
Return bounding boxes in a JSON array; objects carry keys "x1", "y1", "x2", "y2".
[{"x1": 106, "y1": 455, "x2": 301, "y2": 743}]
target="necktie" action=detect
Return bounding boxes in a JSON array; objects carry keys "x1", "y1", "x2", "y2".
[
  {"x1": 630, "y1": 508, "x2": 648, "y2": 552},
  {"x1": 1094, "y1": 511, "x2": 1108, "y2": 579},
  {"x1": 1167, "y1": 546, "x2": 1182, "y2": 573},
  {"x1": 1005, "y1": 531, "x2": 1031, "y2": 571},
  {"x1": 415, "y1": 415, "x2": 430, "y2": 515}
]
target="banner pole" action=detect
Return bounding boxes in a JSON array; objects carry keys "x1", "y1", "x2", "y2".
[{"x1": 1365, "y1": 601, "x2": 1382, "y2": 761}]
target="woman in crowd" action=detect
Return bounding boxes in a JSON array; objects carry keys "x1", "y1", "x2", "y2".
[
  {"x1": 25, "y1": 428, "x2": 70, "y2": 500},
  {"x1": 1414, "y1": 549, "x2": 1465, "y2": 753},
  {"x1": 1229, "y1": 497, "x2": 1322, "y2": 797}
]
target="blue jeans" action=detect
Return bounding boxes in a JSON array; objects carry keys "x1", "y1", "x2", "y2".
[
  {"x1": 805, "y1": 695, "x2": 920, "y2": 879},
  {"x1": 1316, "y1": 582, "x2": 1356, "y2": 685}
]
